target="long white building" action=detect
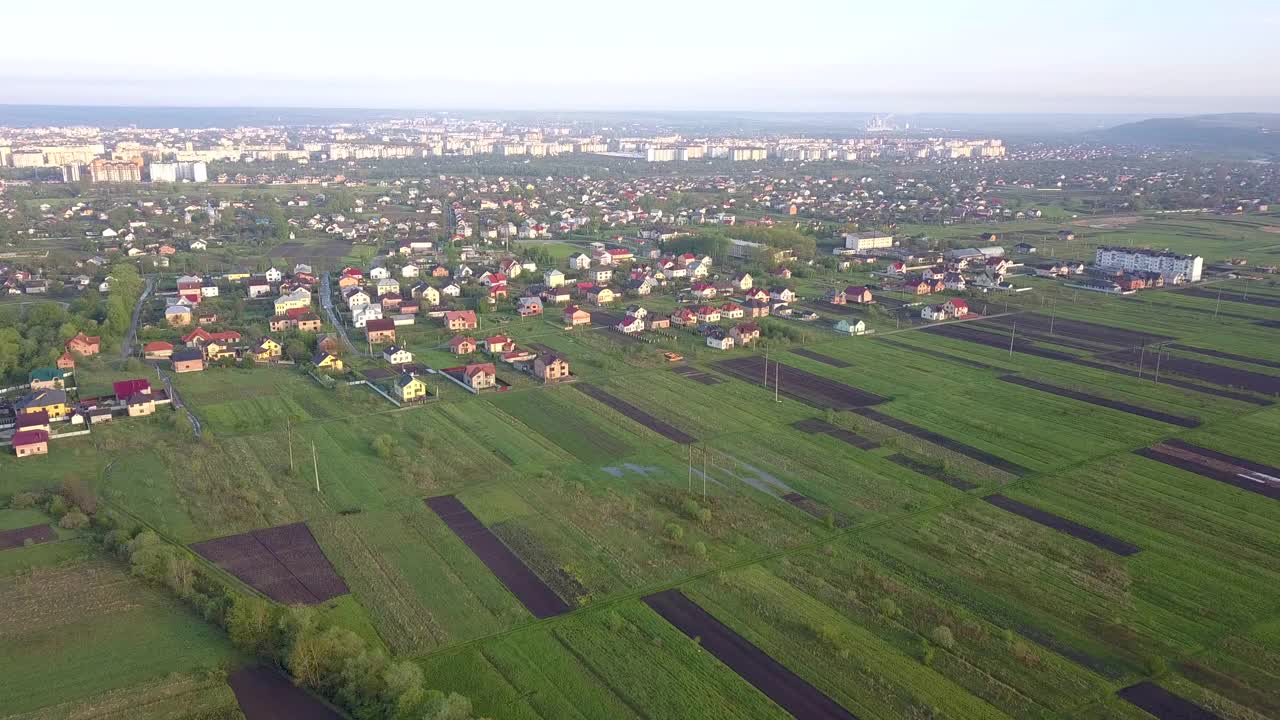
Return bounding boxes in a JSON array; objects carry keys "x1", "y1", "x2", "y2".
[{"x1": 1095, "y1": 247, "x2": 1202, "y2": 282}]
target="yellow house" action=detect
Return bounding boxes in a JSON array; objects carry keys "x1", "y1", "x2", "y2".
[
  {"x1": 253, "y1": 337, "x2": 282, "y2": 361},
  {"x1": 204, "y1": 341, "x2": 239, "y2": 362},
  {"x1": 224, "y1": 272, "x2": 251, "y2": 282},
  {"x1": 19, "y1": 389, "x2": 72, "y2": 419},
  {"x1": 313, "y1": 352, "x2": 344, "y2": 371},
  {"x1": 393, "y1": 374, "x2": 427, "y2": 402}
]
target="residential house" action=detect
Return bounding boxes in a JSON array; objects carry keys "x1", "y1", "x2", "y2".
[
  {"x1": 394, "y1": 374, "x2": 428, "y2": 402},
  {"x1": 586, "y1": 286, "x2": 615, "y2": 305},
  {"x1": 835, "y1": 318, "x2": 867, "y2": 335},
  {"x1": 365, "y1": 319, "x2": 397, "y2": 344},
  {"x1": 444, "y1": 310, "x2": 478, "y2": 331},
  {"x1": 695, "y1": 305, "x2": 721, "y2": 323},
  {"x1": 172, "y1": 348, "x2": 205, "y2": 373},
  {"x1": 690, "y1": 282, "x2": 717, "y2": 299},
  {"x1": 461, "y1": 363, "x2": 497, "y2": 390},
  {"x1": 56, "y1": 352, "x2": 76, "y2": 372},
  {"x1": 441, "y1": 283, "x2": 462, "y2": 298},
  {"x1": 706, "y1": 330, "x2": 735, "y2": 350},
  {"x1": 375, "y1": 277, "x2": 400, "y2": 297},
  {"x1": 312, "y1": 352, "x2": 344, "y2": 371},
  {"x1": 352, "y1": 303, "x2": 384, "y2": 328},
  {"x1": 769, "y1": 286, "x2": 797, "y2": 303},
  {"x1": 543, "y1": 269, "x2": 565, "y2": 287},
  {"x1": 590, "y1": 268, "x2": 614, "y2": 284},
  {"x1": 568, "y1": 253, "x2": 592, "y2": 270},
  {"x1": 745, "y1": 299, "x2": 772, "y2": 318},
  {"x1": 921, "y1": 304, "x2": 950, "y2": 321},
  {"x1": 449, "y1": 335, "x2": 477, "y2": 355},
  {"x1": 484, "y1": 335, "x2": 515, "y2": 354},
  {"x1": 826, "y1": 289, "x2": 847, "y2": 305},
  {"x1": 943, "y1": 298, "x2": 970, "y2": 317},
  {"x1": 670, "y1": 308, "x2": 697, "y2": 326},
  {"x1": 516, "y1": 296, "x2": 543, "y2": 317},
  {"x1": 165, "y1": 305, "x2": 193, "y2": 327},
  {"x1": 11, "y1": 430, "x2": 49, "y2": 458},
  {"x1": 252, "y1": 338, "x2": 283, "y2": 361},
  {"x1": 369, "y1": 266, "x2": 391, "y2": 280},
  {"x1": 401, "y1": 264, "x2": 420, "y2": 279},
  {"x1": 65, "y1": 332, "x2": 101, "y2": 357},
  {"x1": 247, "y1": 277, "x2": 272, "y2": 298},
  {"x1": 274, "y1": 288, "x2": 311, "y2": 315},
  {"x1": 563, "y1": 305, "x2": 591, "y2": 327},
  {"x1": 18, "y1": 389, "x2": 71, "y2": 419},
  {"x1": 16, "y1": 410, "x2": 50, "y2": 434},
  {"x1": 616, "y1": 315, "x2": 645, "y2": 334},
  {"x1": 201, "y1": 279, "x2": 220, "y2": 298},
  {"x1": 264, "y1": 267, "x2": 283, "y2": 283},
  {"x1": 143, "y1": 341, "x2": 174, "y2": 360},
  {"x1": 732, "y1": 272, "x2": 753, "y2": 291},
  {"x1": 28, "y1": 368, "x2": 65, "y2": 391},
  {"x1": 647, "y1": 315, "x2": 671, "y2": 330},
  {"x1": 730, "y1": 323, "x2": 760, "y2": 345},
  {"x1": 844, "y1": 286, "x2": 875, "y2": 304},
  {"x1": 383, "y1": 346, "x2": 414, "y2": 365},
  {"x1": 533, "y1": 353, "x2": 571, "y2": 383}
]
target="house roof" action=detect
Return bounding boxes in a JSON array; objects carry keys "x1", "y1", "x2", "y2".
[
  {"x1": 12, "y1": 429, "x2": 49, "y2": 446},
  {"x1": 464, "y1": 363, "x2": 495, "y2": 379},
  {"x1": 173, "y1": 348, "x2": 203, "y2": 362},
  {"x1": 16, "y1": 410, "x2": 49, "y2": 428},
  {"x1": 143, "y1": 341, "x2": 173, "y2": 351},
  {"x1": 448, "y1": 335, "x2": 476, "y2": 348},
  {"x1": 113, "y1": 379, "x2": 151, "y2": 401},
  {"x1": 20, "y1": 389, "x2": 67, "y2": 409},
  {"x1": 29, "y1": 367, "x2": 63, "y2": 382},
  {"x1": 444, "y1": 310, "x2": 477, "y2": 323},
  {"x1": 395, "y1": 374, "x2": 423, "y2": 388},
  {"x1": 365, "y1": 318, "x2": 396, "y2": 332}
]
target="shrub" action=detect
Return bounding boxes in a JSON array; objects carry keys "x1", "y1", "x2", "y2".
[
  {"x1": 664, "y1": 522, "x2": 684, "y2": 543},
  {"x1": 921, "y1": 639, "x2": 936, "y2": 666},
  {"x1": 1145, "y1": 655, "x2": 1168, "y2": 676},
  {"x1": 59, "y1": 510, "x2": 90, "y2": 529},
  {"x1": 692, "y1": 541, "x2": 707, "y2": 558},
  {"x1": 46, "y1": 495, "x2": 69, "y2": 518},
  {"x1": 930, "y1": 625, "x2": 956, "y2": 650},
  {"x1": 877, "y1": 597, "x2": 900, "y2": 619},
  {"x1": 10, "y1": 491, "x2": 43, "y2": 509}
]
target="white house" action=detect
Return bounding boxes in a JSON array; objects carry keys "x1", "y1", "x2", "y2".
[
  {"x1": 382, "y1": 345, "x2": 414, "y2": 365},
  {"x1": 441, "y1": 283, "x2": 462, "y2": 298},
  {"x1": 568, "y1": 253, "x2": 592, "y2": 270},
  {"x1": 345, "y1": 288, "x2": 372, "y2": 309},
  {"x1": 706, "y1": 332, "x2": 735, "y2": 350},
  {"x1": 264, "y1": 267, "x2": 283, "y2": 283},
  {"x1": 369, "y1": 266, "x2": 391, "y2": 280},
  {"x1": 352, "y1": 303, "x2": 384, "y2": 328},
  {"x1": 375, "y1": 277, "x2": 400, "y2": 296},
  {"x1": 401, "y1": 264, "x2": 420, "y2": 278}
]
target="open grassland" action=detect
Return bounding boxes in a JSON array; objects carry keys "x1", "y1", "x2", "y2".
[
  {"x1": 0, "y1": 560, "x2": 237, "y2": 716},
  {"x1": 4, "y1": 672, "x2": 245, "y2": 720}
]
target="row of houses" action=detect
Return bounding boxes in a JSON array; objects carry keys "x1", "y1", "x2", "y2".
[{"x1": 8, "y1": 378, "x2": 170, "y2": 458}]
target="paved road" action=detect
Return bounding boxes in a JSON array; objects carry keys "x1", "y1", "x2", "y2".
[
  {"x1": 121, "y1": 276, "x2": 156, "y2": 360},
  {"x1": 319, "y1": 272, "x2": 357, "y2": 355}
]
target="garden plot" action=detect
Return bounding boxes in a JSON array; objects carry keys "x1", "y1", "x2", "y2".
[
  {"x1": 229, "y1": 666, "x2": 343, "y2": 720},
  {"x1": 1117, "y1": 681, "x2": 1220, "y2": 720},
  {"x1": 789, "y1": 348, "x2": 852, "y2": 368},
  {"x1": 1137, "y1": 440, "x2": 1280, "y2": 500},
  {"x1": 849, "y1": 408, "x2": 1031, "y2": 476},
  {"x1": 997, "y1": 375, "x2": 1200, "y2": 427},
  {"x1": 982, "y1": 494, "x2": 1141, "y2": 556},
  {"x1": 573, "y1": 383, "x2": 697, "y2": 444},
  {"x1": 713, "y1": 357, "x2": 888, "y2": 410},
  {"x1": 191, "y1": 522, "x2": 348, "y2": 604}
]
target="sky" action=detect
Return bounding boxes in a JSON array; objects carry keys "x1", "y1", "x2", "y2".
[{"x1": 3, "y1": 0, "x2": 1278, "y2": 115}]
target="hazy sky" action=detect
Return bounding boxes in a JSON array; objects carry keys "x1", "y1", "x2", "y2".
[{"x1": 3, "y1": 0, "x2": 1278, "y2": 114}]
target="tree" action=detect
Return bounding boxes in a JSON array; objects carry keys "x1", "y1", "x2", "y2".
[{"x1": 930, "y1": 625, "x2": 955, "y2": 650}]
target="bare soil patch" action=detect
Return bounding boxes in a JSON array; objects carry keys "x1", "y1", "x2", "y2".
[
  {"x1": 1137, "y1": 442, "x2": 1280, "y2": 500},
  {"x1": 781, "y1": 493, "x2": 851, "y2": 527},
  {"x1": 191, "y1": 523, "x2": 348, "y2": 605},
  {"x1": 1177, "y1": 287, "x2": 1280, "y2": 309},
  {"x1": 426, "y1": 495, "x2": 570, "y2": 618},
  {"x1": 1117, "y1": 681, "x2": 1220, "y2": 720},
  {"x1": 790, "y1": 348, "x2": 852, "y2": 368},
  {"x1": 1261, "y1": 226, "x2": 1280, "y2": 234},
  {"x1": 573, "y1": 383, "x2": 696, "y2": 444},
  {"x1": 1167, "y1": 344, "x2": 1280, "y2": 370},
  {"x1": 1071, "y1": 215, "x2": 1144, "y2": 228},
  {"x1": 670, "y1": 365, "x2": 723, "y2": 385},
  {"x1": 0, "y1": 524, "x2": 55, "y2": 551},
  {"x1": 1099, "y1": 347, "x2": 1280, "y2": 395},
  {"x1": 714, "y1": 357, "x2": 888, "y2": 410},
  {"x1": 792, "y1": 418, "x2": 879, "y2": 450},
  {"x1": 643, "y1": 589, "x2": 857, "y2": 720},
  {"x1": 979, "y1": 313, "x2": 1172, "y2": 348},
  {"x1": 983, "y1": 494, "x2": 1140, "y2": 556},
  {"x1": 999, "y1": 375, "x2": 1200, "y2": 427},
  {"x1": 876, "y1": 337, "x2": 1014, "y2": 372},
  {"x1": 229, "y1": 666, "x2": 343, "y2": 720},
  {"x1": 884, "y1": 453, "x2": 977, "y2": 491}
]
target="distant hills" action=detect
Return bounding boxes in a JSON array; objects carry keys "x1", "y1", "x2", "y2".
[{"x1": 1095, "y1": 113, "x2": 1280, "y2": 154}]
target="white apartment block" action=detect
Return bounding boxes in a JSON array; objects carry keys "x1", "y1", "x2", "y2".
[
  {"x1": 844, "y1": 232, "x2": 895, "y2": 251},
  {"x1": 1094, "y1": 247, "x2": 1202, "y2": 283}
]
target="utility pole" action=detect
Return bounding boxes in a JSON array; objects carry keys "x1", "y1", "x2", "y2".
[
  {"x1": 702, "y1": 446, "x2": 707, "y2": 499},
  {"x1": 1137, "y1": 344, "x2": 1146, "y2": 379},
  {"x1": 1214, "y1": 287, "x2": 1222, "y2": 319},
  {"x1": 774, "y1": 361, "x2": 780, "y2": 403},
  {"x1": 287, "y1": 417, "x2": 294, "y2": 474},
  {"x1": 1154, "y1": 343, "x2": 1164, "y2": 383},
  {"x1": 1008, "y1": 321, "x2": 1017, "y2": 359},
  {"x1": 312, "y1": 442, "x2": 320, "y2": 493},
  {"x1": 687, "y1": 444, "x2": 692, "y2": 492}
]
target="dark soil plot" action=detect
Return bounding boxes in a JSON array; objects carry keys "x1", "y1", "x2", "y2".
[
  {"x1": 425, "y1": 495, "x2": 570, "y2": 618},
  {"x1": 1178, "y1": 287, "x2": 1280, "y2": 309},
  {"x1": 1137, "y1": 443, "x2": 1280, "y2": 500},
  {"x1": 229, "y1": 666, "x2": 343, "y2": 720},
  {"x1": 884, "y1": 453, "x2": 977, "y2": 491},
  {"x1": 1069, "y1": 358, "x2": 1273, "y2": 406},
  {"x1": 1256, "y1": 319, "x2": 1280, "y2": 329},
  {"x1": 643, "y1": 589, "x2": 859, "y2": 720},
  {"x1": 781, "y1": 492, "x2": 851, "y2": 527},
  {"x1": 792, "y1": 418, "x2": 879, "y2": 450},
  {"x1": 1117, "y1": 681, "x2": 1221, "y2": 720},
  {"x1": 849, "y1": 407, "x2": 1031, "y2": 477},
  {"x1": 801, "y1": 301, "x2": 859, "y2": 316},
  {"x1": 268, "y1": 242, "x2": 352, "y2": 259},
  {"x1": 983, "y1": 494, "x2": 1141, "y2": 556},
  {"x1": 921, "y1": 323, "x2": 1078, "y2": 362},
  {"x1": 0, "y1": 524, "x2": 56, "y2": 550},
  {"x1": 713, "y1": 357, "x2": 888, "y2": 410},
  {"x1": 1166, "y1": 344, "x2": 1280, "y2": 370},
  {"x1": 790, "y1": 348, "x2": 852, "y2": 368},
  {"x1": 998, "y1": 375, "x2": 1201, "y2": 428},
  {"x1": 979, "y1": 313, "x2": 1173, "y2": 347},
  {"x1": 876, "y1": 338, "x2": 1014, "y2": 372},
  {"x1": 670, "y1": 365, "x2": 724, "y2": 385},
  {"x1": 573, "y1": 383, "x2": 696, "y2": 444},
  {"x1": 191, "y1": 523, "x2": 347, "y2": 605},
  {"x1": 1101, "y1": 347, "x2": 1280, "y2": 396}
]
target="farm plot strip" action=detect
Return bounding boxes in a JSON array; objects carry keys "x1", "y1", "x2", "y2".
[
  {"x1": 876, "y1": 337, "x2": 1014, "y2": 372},
  {"x1": 1166, "y1": 344, "x2": 1280, "y2": 370},
  {"x1": 998, "y1": 375, "x2": 1201, "y2": 427},
  {"x1": 983, "y1": 495, "x2": 1141, "y2": 556},
  {"x1": 642, "y1": 589, "x2": 859, "y2": 720},
  {"x1": 979, "y1": 313, "x2": 1173, "y2": 347},
  {"x1": 849, "y1": 407, "x2": 1031, "y2": 477},
  {"x1": 1177, "y1": 287, "x2": 1280, "y2": 309},
  {"x1": 0, "y1": 524, "x2": 56, "y2": 551},
  {"x1": 1136, "y1": 442, "x2": 1280, "y2": 500},
  {"x1": 884, "y1": 453, "x2": 977, "y2": 491},
  {"x1": 425, "y1": 495, "x2": 570, "y2": 618},
  {"x1": 792, "y1": 418, "x2": 879, "y2": 450},
  {"x1": 229, "y1": 666, "x2": 344, "y2": 720},
  {"x1": 790, "y1": 348, "x2": 852, "y2": 368},
  {"x1": 1098, "y1": 347, "x2": 1280, "y2": 396},
  {"x1": 191, "y1": 523, "x2": 347, "y2": 605},
  {"x1": 713, "y1": 357, "x2": 888, "y2": 410},
  {"x1": 781, "y1": 493, "x2": 851, "y2": 528},
  {"x1": 670, "y1": 365, "x2": 723, "y2": 385},
  {"x1": 1117, "y1": 681, "x2": 1221, "y2": 720},
  {"x1": 573, "y1": 383, "x2": 696, "y2": 444}
]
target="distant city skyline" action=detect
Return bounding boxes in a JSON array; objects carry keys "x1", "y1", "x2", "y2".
[{"x1": 3, "y1": 0, "x2": 1278, "y2": 115}]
